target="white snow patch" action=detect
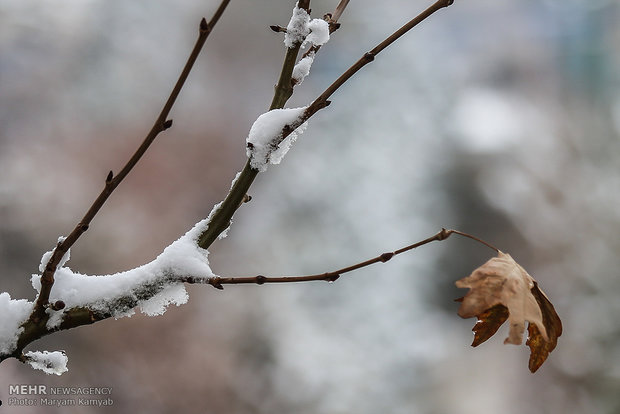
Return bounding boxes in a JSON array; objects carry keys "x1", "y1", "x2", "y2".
[
  {"x1": 230, "y1": 171, "x2": 242, "y2": 190},
  {"x1": 31, "y1": 219, "x2": 214, "y2": 326},
  {"x1": 39, "y1": 236, "x2": 70, "y2": 272},
  {"x1": 0, "y1": 293, "x2": 33, "y2": 355},
  {"x1": 292, "y1": 52, "x2": 315, "y2": 85},
  {"x1": 25, "y1": 350, "x2": 68, "y2": 375},
  {"x1": 139, "y1": 284, "x2": 188, "y2": 316},
  {"x1": 46, "y1": 307, "x2": 65, "y2": 330},
  {"x1": 284, "y1": 3, "x2": 310, "y2": 48},
  {"x1": 284, "y1": 3, "x2": 329, "y2": 81},
  {"x1": 304, "y1": 18, "x2": 330, "y2": 47},
  {"x1": 284, "y1": 3, "x2": 329, "y2": 49},
  {"x1": 246, "y1": 107, "x2": 308, "y2": 172}
]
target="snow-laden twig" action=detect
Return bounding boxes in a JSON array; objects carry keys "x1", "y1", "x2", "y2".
[
  {"x1": 291, "y1": 18, "x2": 330, "y2": 85},
  {"x1": 284, "y1": 3, "x2": 311, "y2": 48},
  {"x1": 29, "y1": 0, "x2": 231, "y2": 325},
  {"x1": 1, "y1": 0, "x2": 460, "y2": 374},
  {"x1": 31, "y1": 219, "x2": 214, "y2": 325},
  {"x1": 0, "y1": 217, "x2": 216, "y2": 365},
  {"x1": 246, "y1": 107, "x2": 309, "y2": 172},
  {"x1": 197, "y1": 0, "x2": 451, "y2": 253}
]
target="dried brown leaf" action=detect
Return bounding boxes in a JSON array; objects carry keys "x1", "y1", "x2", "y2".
[
  {"x1": 455, "y1": 252, "x2": 562, "y2": 372},
  {"x1": 470, "y1": 303, "x2": 509, "y2": 347},
  {"x1": 527, "y1": 281, "x2": 563, "y2": 372}
]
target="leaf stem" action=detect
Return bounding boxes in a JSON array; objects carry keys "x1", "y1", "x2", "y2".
[{"x1": 448, "y1": 229, "x2": 500, "y2": 253}]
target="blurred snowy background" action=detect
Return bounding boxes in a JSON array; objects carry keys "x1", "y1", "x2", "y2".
[{"x1": 1, "y1": 0, "x2": 619, "y2": 412}]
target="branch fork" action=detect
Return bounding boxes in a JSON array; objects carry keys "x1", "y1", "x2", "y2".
[{"x1": 4, "y1": 0, "x2": 470, "y2": 370}]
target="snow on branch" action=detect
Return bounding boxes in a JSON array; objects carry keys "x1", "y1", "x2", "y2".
[
  {"x1": 284, "y1": 3, "x2": 311, "y2": 48},
  {"x1": 0, "y1": 293, "x2": 34, "y2": 356},
  {"x1": 292, "y1": 53, "x2": 315, "y2": 85},
  {"x1": 30, "y1": 219, "x2": 214, "y2": 327},
  {"x1": 0, "y1": 0, "x2": 481, "y2": 377},
  {"x1": 285, "y1": 2, "x2": 330, "y2": 85},
  {"x1": 24, "y1": 350, "x2": 69, "y2": 375},
  {"x1": 246, "y1": 107, "x2": 308, "y2": 172},
  {"x1": 1, "y1": 199, "x2": 227, "y2": 367},
  {"x1": 303, "y1": 18, "x2": 330, "y2": 48}
]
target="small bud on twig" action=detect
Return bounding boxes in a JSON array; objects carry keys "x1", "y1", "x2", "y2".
[
  {"x1": 380, "y1": 252, "x2": 394, "y2": 262},
  {"x1": 200, "y1": 17, "x2": 209, "y2": 32},
  {"x1": 163, "y1": 119, "x2": 173, "y2": 130},
  {"x1": 209, "y1": 278, "x2": 224, "y2": 290},
  {"x1": 364, "y1": 52, "x2": 375, "y2": 62},
  {"x1": 50, "y1": 301, "x2": 65, "y2": 311},
  {"x1": 327, "y1": 274, "x2": 340, "y2": 282},
  {"x1": 270, "y1": 25, "x2": 286, "y2": 33}
]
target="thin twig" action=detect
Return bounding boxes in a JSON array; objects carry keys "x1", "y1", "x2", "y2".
[
  {"x1": 294, "y1": 0, "x2": 350, "y2": 84},
  {"x1": 205, "y1": 228, "x2": 497, "y2": 288},
  {"x1": 331, "y1": 0, "x2": 350, "y2": 23},
  {"x1": 3, "y1": 225, "x2": 495, "y2": 363},
  {"x1": 199, "y1": 0, "x2": 327, "y2": 249},
  {"x1": 245, "y1": 0, "x2": 453, "y2": 178},
  {"x1": 11, "y1": 0, "x2": 455, "y2": 359},
  {"x1": 199, "y1": 0, "x2": 456, "y2": 250},
  {"x1": 29, "y1": 0, "x2": 232, "y2": 323},
  {"x1": 303, "y1": 0, "x2": 453, "y2": 120},
  {"x1": 270, "y1": 0, "x2": 311, "y2": 110}
]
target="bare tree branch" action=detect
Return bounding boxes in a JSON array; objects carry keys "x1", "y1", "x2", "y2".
[
  {"x1": 204, "y1": 228, "x2": 497, "y2": 288},
  {"x1": 331, "y1": 0, "x2": 350, "y2": 24},
  {"x1": 303, "y1": 0, "x2": 454, "y2": 120},
  {"x1": 196, "y1": 0, "x2": 452, "y2": 249},
  {"x1": 3, "y1": 0, "x2": 460, "y2": 367},
  {"x1": 29, "y1": 0, "x2": 232, "y2": 323}
]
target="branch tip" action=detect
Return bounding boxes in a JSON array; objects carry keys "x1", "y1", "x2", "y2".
[
  {"x1": 200, "y1": 17, "x2": 209, "y2": 32},
  {"x1": 270, "y1": 25, "x2": 286, "y2": 33}
]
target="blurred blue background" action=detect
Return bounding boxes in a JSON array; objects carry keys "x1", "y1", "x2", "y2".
[{"x1": 1, "y1": 0, "x2": 619, "y2": 412}]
